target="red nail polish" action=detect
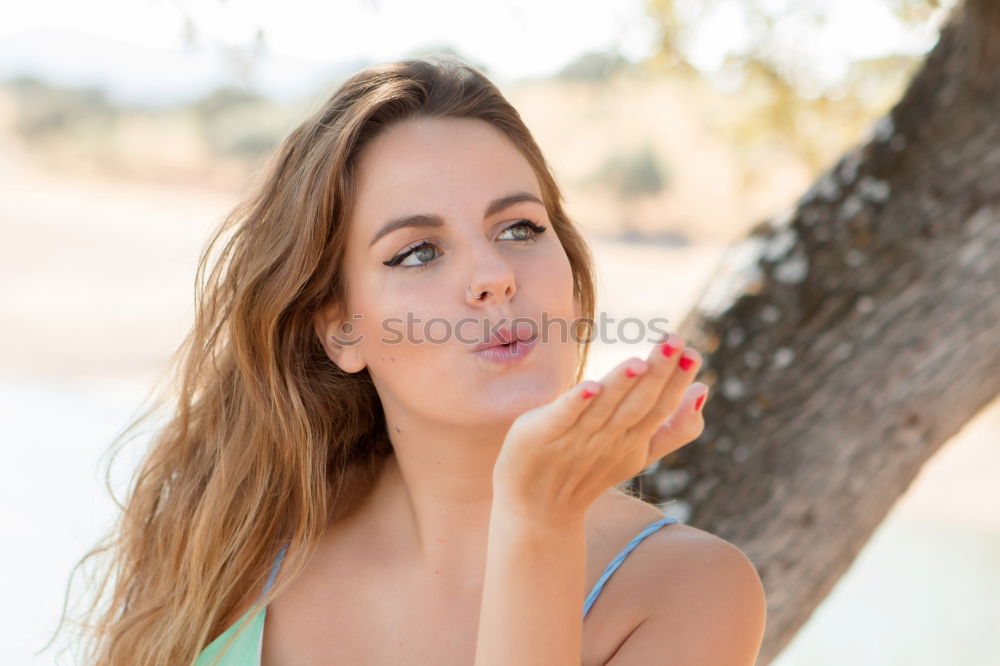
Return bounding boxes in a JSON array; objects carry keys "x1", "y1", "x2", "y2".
[
  {"x1": 625, "y1": 367, "x2": 638, "y2": 378},
  {"x1": 679, "y1": 355, "x2": 694, "y2": 371},
  {"x1": 695, "y1": 394, "x2": 706, "y2": 411},
  {"x1": 661, "y1": 342, "x2": 678, "y2": 357},
  {"x1": 582, "y1": 389, "x2": 595, "y2": 399}
]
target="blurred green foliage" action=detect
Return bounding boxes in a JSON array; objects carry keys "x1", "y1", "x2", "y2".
[
  {"x1": 643, "y1": 0, "x2": 948, "y2": 171},
  {"x1": 590, "y1": 144, "x2": 670, "y2": 200},
  {"x1": 555, "y1": 51, "x2": 639, "y2": 82},
  {"x1": 8, "y1": 76, "x2": 119, "y2": 138},
  {"x1": 2, "y1": 75, "x2": 300, "y2": 182},
  {"x1": 187, "y1": 86, "x2": 287, "y2": 159}
]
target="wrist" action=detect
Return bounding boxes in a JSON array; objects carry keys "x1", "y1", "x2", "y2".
[{"x1": 490, "y1": 494, "x2": 587, "y2": 534}]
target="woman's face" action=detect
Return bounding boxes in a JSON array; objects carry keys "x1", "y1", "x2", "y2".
[{"x1": 322, "y1": 115, "x2": 581, "y2": 430}]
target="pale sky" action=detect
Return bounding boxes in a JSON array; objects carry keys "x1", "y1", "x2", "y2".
[
  {"x1": 0, "y1": 0, "x2": 953, "y2": 105},
  {"x1": 0, "y1": 0, "x2": 657, "y2": 90}
]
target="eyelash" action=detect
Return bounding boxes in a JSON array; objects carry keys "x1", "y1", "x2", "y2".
[{"x1": 382, "y1": 219, "x2": 548, "y2": 270}]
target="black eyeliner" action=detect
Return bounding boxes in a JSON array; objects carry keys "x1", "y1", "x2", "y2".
[{"x1": 382, "y1": 219, "x2": 547, "y2": 268}]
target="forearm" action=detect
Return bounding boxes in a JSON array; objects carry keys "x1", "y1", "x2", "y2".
[{"x1": 473, "y1": 502, "x2": 587, "y2": 666}]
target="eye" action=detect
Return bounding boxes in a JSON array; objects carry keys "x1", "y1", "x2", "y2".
[
  {"x1": 382, "y1": 219, "x2": 548, "y2": 270},
  {"x1": 383, "y1": 241, "x2": 440, "y2": 270},
  {"x1": 498, "y1": 219, "x2": 547, "y2": 242}
]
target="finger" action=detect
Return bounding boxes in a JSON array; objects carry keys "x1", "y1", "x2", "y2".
[
  {"x1": 603, "y1": 331, "x2": 691, "y2": 434},
  {"x1": 573, "y1": 356, "x2": 650, "y2": 435},
  {"x1": 527, "y1": 379, "x2": 606, "y2": 435},
  {"x1": 629, "y1": 342, "x2": 703, "y2": 439},
  {"x1": 642, "y1": 383, "x2": 708, "y2": 467}
]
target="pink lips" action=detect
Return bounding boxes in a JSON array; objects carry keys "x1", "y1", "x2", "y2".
[
  {"x1": 472, "y1": 322, "x2": 534, "y2": 352},
  {"x1": 472, "y1": 335, "x2": 538, "y2": 365},
  {"x1": 471, "y1": 322, "x2": 538, "y2": 365}
]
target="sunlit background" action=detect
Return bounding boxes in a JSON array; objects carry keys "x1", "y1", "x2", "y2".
[{"x1": 2, "y1": 0, "x2": 998, "y2": 664}]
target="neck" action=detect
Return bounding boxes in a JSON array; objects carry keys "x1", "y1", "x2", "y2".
[{"x1": 362, "y1": 419, "x2": 509, "y2": 582}]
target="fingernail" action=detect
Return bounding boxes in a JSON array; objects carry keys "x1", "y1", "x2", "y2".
[
  {"x1": 625, "y1": 367, "x2": 639, "y2": 378},
  {"x1": 661, "y1": 340, "x2": 678, "y2": 357},
  {"x1": 679, "y1": 354, "x2": 695, "y2": 371},
  {"x1": 695, "y1": 393, "x2": 706, "y2": 411},
  {"x1": 582, "y1": 389, "x2": 595, "y2": 399}
]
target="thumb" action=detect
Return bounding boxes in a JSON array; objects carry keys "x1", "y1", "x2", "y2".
[{"x1": 644, "y1": 383, "x2": 708, "y2": 467}]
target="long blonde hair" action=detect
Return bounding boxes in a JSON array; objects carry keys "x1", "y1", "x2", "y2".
[{"x1": 52, "y1": 55, "x2": 599, "y2": 665}]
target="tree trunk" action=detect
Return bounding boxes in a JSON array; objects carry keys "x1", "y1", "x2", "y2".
[{"x1": 624, "y1": 1, "x2": 1000, "y2": 663}]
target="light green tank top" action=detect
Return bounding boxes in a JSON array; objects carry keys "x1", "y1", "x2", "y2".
[
  {"x1": 193, "y1": 608, "x2": 266, "y2": 666},
  {"x1": 193, "y1": 543, "x2": 287, "y2": 666}
]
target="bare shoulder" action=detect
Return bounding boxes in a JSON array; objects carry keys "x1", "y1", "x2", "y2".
[
  {"x1": 599, "y1": 490, "x2": 767, "y2": 665},
  {"x1": 592, "y1": 488, "x2": 728, "y2": 564},
  {"x1": 637, "y1": 515, "x2": 766, "y2": 609}
]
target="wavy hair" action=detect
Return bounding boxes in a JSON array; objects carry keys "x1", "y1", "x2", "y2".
[{"x1": 50, "y1": 55, "x2": 600, "y2": 665}]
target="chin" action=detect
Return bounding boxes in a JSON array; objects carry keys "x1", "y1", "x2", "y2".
[{"x1": 475, "y1": 371, "x2": 564, "y2": 414}]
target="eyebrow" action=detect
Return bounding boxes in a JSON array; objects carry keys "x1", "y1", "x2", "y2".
[{"x1": 368, "y1": 191, "x2": 544, "y2": 249}]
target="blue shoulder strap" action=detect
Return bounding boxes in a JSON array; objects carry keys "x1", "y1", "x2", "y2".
[
  {"x1": 582, "y1": 516, "x2": 678, "y2": 618},
  {"x1": 261, "y1": 542, "x2": 289, "y2": 598}
]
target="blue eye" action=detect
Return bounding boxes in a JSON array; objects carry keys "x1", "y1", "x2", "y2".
[{"x1": 382, "y1": 219, "x2": 548, "y2": 270}]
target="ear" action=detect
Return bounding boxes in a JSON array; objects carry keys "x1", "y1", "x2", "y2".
[{"x1": 313, "y1": 301, "x2": 367, "y2": 374}]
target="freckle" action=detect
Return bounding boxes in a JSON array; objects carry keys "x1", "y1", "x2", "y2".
[{"x1": 395, "y1": 426, "x2": 401, "y2": 433}]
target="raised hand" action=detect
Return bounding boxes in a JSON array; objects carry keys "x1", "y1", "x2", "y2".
[{"x1": 492, "y1": 332, "x2": 708, "y2": 522}]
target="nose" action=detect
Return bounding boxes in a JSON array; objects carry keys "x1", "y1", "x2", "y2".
[{"x1": 465, "y1": 248, "x2": 517, "y2": 306}]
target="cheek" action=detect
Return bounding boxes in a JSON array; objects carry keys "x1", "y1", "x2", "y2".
[
  {"x1": 365, "y1": 325, "x2": 480, "y2": 423},
  {"x1": 355, "y1": 298, "x2": 456, "y2": 381},
  {"x1": 532, "y1": 247, "x2": 577, "y2": 321},
  {"x1": 362, "y1": 325, "x2": 453, "y2": 401}
]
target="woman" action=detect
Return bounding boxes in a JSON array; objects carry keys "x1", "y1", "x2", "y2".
[{"x1": 63, "y1": 56, "x2": 766, "y2": 665}]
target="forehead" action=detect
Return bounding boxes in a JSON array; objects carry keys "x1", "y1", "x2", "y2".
[{"x1": 350, "y1": 117, "x2": 541, "y2": 231}]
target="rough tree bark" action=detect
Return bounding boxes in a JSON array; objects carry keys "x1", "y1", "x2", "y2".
[{"x1": 624, "y1": 1, "x2": 1000, "y2": 663}]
